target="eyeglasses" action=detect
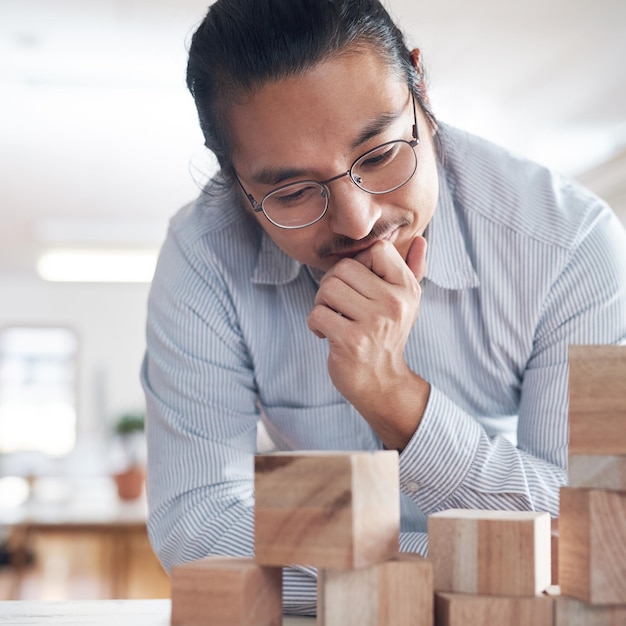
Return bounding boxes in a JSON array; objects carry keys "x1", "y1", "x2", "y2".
[{"x1": 233, "y1": 91, "x2": 420, "y2": 230}]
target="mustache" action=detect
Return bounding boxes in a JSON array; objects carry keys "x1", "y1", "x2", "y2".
[{"x1": 316, "y1": 217, "x2": 411, "y2": 258}]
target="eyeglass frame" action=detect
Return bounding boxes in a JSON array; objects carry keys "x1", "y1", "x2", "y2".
[{"x1": 232, "y1": 89, "x2": 420, "y2": 230}]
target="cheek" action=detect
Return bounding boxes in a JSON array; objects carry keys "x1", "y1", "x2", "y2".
[{"x1": 410, "y1": 155, "x2": 439, "y2": 224}]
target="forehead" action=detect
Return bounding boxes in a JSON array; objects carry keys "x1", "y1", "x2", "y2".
[{"x1": 227, "y1": 47, "x2": 409, "y2": 179}]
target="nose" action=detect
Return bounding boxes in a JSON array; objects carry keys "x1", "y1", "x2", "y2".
[{"x1": 326, "y1": 177, "x2": 382, "y2": 240}]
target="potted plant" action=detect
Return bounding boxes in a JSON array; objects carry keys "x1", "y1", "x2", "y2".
[{"x1": 112, "y1": 411, "x2": 146, "y2": 500}]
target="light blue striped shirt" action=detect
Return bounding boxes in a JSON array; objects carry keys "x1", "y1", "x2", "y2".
[{"x1": 141, "y1": 125, "x2": 626, "y2": 614}]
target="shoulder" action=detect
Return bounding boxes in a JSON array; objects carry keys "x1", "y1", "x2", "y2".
[
  {"x1": 438, "y1": 124, "x2": 612, "y2": 252},
  {"x1": 171, "y1": 177, "x2": 260, "y2": 253},
  {"x1": 162, "y1": 176, "x2": 262, "y2": 283}
]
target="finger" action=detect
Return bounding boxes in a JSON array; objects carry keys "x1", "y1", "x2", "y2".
[
  {"x1": 307, "y1": 303, "x2": 349, "y2": 340},
  {"x1": 316, "y1": 269, "x2": 380, "y2": 322},
  {"x1": 406, "y1": 235, "x2": 427, "y2": 281},
  {"x1": 354, "y1": 239, "x2": 412, "y2": 287},
  {"x1": 317, "y1": 257, "x2": 379, "y2": 303}
]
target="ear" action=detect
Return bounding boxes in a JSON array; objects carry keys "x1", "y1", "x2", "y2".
[
  {"x1": 409, "y1": 48, "x2": 424, "y2": 75},
  {"x1": 408, "y1": 48, "x2": 434, "y2": 124}
]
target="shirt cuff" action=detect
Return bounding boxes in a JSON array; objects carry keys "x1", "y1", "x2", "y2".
[{"x1": 398, "y1": 384, "x2": 483, "y2": 513}]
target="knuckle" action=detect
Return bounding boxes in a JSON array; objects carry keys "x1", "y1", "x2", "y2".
[
  {"x1": 378, "y1": 239, "x2": 395, "y2": 253},
  {"x1": 409, "y1": 280, "x2": 421, "y2": 300},
  {"x1": 386, "y1": 293, "x2": 404, "y2": 318},
  {"x1": 321, "y1": 274, "x2": 345, "y2": 297}
]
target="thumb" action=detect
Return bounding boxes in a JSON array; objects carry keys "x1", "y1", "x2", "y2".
[{"x1": 406, "y1": 236, "x2": 427, "y2": 281}]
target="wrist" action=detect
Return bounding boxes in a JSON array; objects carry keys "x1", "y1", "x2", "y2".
[{"x1": 357, "y1": 369, "x2": 430, "y2": 451}]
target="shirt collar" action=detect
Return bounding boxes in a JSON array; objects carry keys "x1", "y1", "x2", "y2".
[
  {"x1": 251, "y1": 163, "x2": 480, "y2": 290},
  {"x1": 423, "y1": 164, "x2": 480, "y2": 290},
  {"x1": 252, "y1": 230, "x2": 303, "y2": 285}
]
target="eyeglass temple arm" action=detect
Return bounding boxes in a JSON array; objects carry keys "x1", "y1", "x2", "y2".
[
  {"x1": 410, "y1": 89, "x2": 420, "y2": 145},
  {"x1": 232, "y1": 169, "x2": 264, "y2": 212}
]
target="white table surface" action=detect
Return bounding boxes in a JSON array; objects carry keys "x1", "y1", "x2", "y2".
[{"x1": 0, "y1": 600, "x2": 315, "y2": 625}]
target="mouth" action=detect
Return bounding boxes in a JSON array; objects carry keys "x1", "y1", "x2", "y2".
[{"x1": 333, "y1": 228, "x2": 399, "y2": 259}]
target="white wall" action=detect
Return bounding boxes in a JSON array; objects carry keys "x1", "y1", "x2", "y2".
[{"x1": 0, "y1": 274, "x2": 150, "y2": 441}]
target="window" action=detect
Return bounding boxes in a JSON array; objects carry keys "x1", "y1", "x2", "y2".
[{"x1": 0, "y1": 326, "x2": 78, "y2": 456}]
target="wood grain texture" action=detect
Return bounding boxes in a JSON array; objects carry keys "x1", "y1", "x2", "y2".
[
  {"x1": 559, "y1": 487, "x2": 626, "y2": 605},
  {"x1": 170, "y1": 556, "x2": 282, "y2": 626},
  {"x1": 428, "y1": 509, "x2": 551, "y2": 596},
  {"x1": 317, "y1": 553, "x2": 433, "y2": 626},
  {"x1": 254, "y1": 452, "x2": 399, "y2": 569},
  {"x1": 435, "y1": 592, "x2": 554, "y2": 626},
  {"x1": 568, "y1": 454, "x2": 626, "y2": 490},
  {"x1": 551, "y1": 520, "x2": 559, "y2": 585},
  {"x1": 568, "y1": 345, "x2": 626, "y2": 455},
  {"x1": 555, "y1": 595, "x2": 626, "y2": 626}
]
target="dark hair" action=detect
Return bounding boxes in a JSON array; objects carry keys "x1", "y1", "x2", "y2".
[{"x1": 186, "y1": 0, "x2": 437, "y2": 178}]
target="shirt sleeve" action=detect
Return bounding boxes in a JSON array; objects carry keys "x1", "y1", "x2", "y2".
[
  {"x1": 399, "y1": 204, "x2": 626, "y2": 517},
  {"x1": 141, "y1": 230, "x2": 333, "y2": 615},
  {"x1": 141, "y1": 230, "x2": 259, "y2": 566}
]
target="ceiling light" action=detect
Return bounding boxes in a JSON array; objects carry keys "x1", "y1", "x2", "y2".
[{"x1": 37, "y1": 249, "x2": 158, "y2": 283}]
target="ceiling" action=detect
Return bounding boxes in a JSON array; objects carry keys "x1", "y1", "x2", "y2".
[{"x1": 1, "y1": 0, "x2": 625, "y2": 278}]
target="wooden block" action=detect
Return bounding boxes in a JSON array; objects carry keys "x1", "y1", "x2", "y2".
[
  {"x1": 555, "y1": 595, "x2": 626, "y2": 626},
  {"x1": 568, "y1": 454, "x2": 626, "y2": 490},
  {"x1": 428, "y1": 509, "x2": 551, "y2": 596},
  {"x1": 317, "y1": 553, "x2": 433, "y2": 626},
  {"x1": 435, "y1": 591, "x2": 554, "y2": 626},
  {"x1": 170, "y1": 556, "x2": 282, "y2": 626},
  {"x1": 551, "y1": 518, "x2": 559, "y2": 585},
  {"x1": 559, "y1": 487, "x2": 626, "y2": 604},
  {"x1": 568, "y1": 345, "x2": 626, "y2": 455},
  {"x1": 254, "y1": 451, "x2": 399, "y2": 569}
]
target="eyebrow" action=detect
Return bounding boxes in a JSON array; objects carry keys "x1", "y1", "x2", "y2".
[
  {"x1": 249, "y1": 109, "x2": 404, "y2": 187},
  {"x1": 350, "y1": 111, "x2": 402, "y2": 151}
]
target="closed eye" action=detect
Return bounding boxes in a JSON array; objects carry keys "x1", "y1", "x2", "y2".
[
  {"x1": 268, "y1": 183, "x2": 322, "y2": 207},
  {"x1": 357, "y1": 143, "x2": 401, "y2": 170}
]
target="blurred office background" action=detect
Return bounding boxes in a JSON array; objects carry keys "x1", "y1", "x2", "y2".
[{"x1": 0, "y1": 0, "x2": 625, "y2": 601}]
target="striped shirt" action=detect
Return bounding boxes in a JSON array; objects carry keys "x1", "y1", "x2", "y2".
[{"x1": 141, "y1": 124, "x2": 626, "y2": 615}]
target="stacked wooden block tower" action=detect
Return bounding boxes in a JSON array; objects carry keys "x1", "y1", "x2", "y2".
[
  {"x1": 170, "y1": 450, "x2": 434, "y2": 625},
  {"x1": 557, "y1": 345, "x2": 626, "y2": 625},
  {"x1": 169, "y1": 345, "x2": 626, "y2": 625},
  {"x1": 428, "y1": 508, "x2": 555, "y2": 625}
]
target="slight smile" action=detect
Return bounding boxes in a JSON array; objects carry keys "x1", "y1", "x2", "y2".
[
  {"x1": 334, "y1": 228, "x2": 400, "y2": 259},
  {"x1": 318, "y1": 219, "x2": 410, "y2": 260}
]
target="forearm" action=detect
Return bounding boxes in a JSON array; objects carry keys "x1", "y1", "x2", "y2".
[
  {"x1": 149, "y1": 486, "x2": 256, "y2": 573},
  {"x1": 398, "y1": 386, "x2": 565, "y2": 517},
  {"x1": 352, "y1": 368, "x2": 430, "y2": 452},
  {"x1": 150, "y1": 474, "x2": 318, "y2": 617}
]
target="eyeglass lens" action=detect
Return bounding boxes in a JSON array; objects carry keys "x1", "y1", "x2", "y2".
[{"x1": 262, "y1": 140, "x2": 417, "y2": 229}]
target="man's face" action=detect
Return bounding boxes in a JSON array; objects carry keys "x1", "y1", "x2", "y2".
[{"x1": 228, "y1": 46, "x2": 439, "y2": 273}]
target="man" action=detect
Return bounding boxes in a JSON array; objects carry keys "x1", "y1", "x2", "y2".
[{"x1": 141, "y1": 0, "x2": 626, "y2": 615}]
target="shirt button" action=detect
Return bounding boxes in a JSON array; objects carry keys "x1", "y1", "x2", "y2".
[{"x1": 405, "y1": 480, "x2": 420, "y2": 493}]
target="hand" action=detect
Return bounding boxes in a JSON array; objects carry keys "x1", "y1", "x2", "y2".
[{"x1": 307, "y1": 236, "x2": 430, "y2": 450}]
